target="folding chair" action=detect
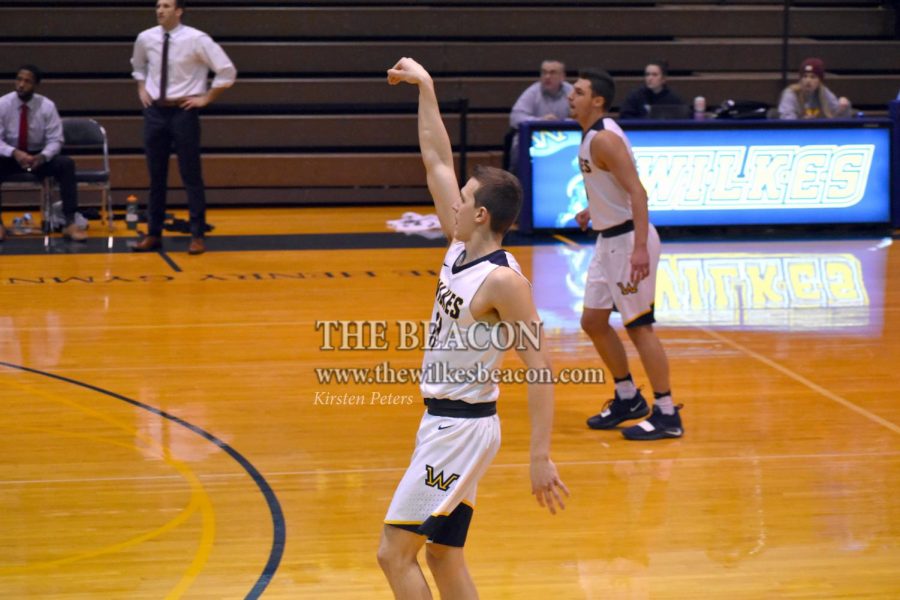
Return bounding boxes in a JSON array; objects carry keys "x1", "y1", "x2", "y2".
[{"x1": 61, "y1": 117, "x2": 113, "y2": 230}]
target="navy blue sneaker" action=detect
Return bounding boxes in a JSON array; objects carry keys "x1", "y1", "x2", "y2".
[
  {"x1": 586, "y1": 390, "x2": 650, "y2": 430},
  {"x1": 622, "y1": 405, "x2": 684, "y2": 440}
]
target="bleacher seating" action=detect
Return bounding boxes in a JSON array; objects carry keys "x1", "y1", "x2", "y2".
[{"x1": 0, "y1": 1, "x2": 896, "y2": 205}]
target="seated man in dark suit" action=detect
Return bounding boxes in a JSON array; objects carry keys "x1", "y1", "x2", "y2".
[
  {"x1": 619, "y1": 61, "x2": 684, "y2": 119},
  {"x1": 0, "y1": 64, "x2": 86, "y2": 242}
]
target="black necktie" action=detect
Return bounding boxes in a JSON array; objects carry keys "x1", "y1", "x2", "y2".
[{"x1": 160, "y1": 32, "x2": 170, "y2": 100}]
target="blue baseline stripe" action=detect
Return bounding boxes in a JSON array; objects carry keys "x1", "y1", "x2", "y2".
[
  {"x1": 0, "y1": 230, "x2": 554, "y2": 256},
  {"x1": 0, "y1": 361, "x2": 285, "y2": 600}
]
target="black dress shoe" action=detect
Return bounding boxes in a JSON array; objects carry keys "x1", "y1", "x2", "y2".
[{"x1": 131, "y1": 235, "x2": 161, "y2": 252}]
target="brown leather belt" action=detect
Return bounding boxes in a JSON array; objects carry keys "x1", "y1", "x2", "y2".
[{"x1": 153, "y1": 99, "x2": 185, "y2": 107}]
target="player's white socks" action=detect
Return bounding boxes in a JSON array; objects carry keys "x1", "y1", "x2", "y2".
[
  {"x1": 654, "y1": 392, "x2": 675, "y2": 415},
  {"x1": 614, "y1": 375, "x2": 637, "y2": 400}
]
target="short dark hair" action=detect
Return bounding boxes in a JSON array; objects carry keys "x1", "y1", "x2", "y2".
[
  {"x1": 578, "y1": 69, "x2": 615, "y2": 111},
  {"x1": 17, "y1": 64, "x2": 42, "y2": 84},
  {"x1": 541, "y1": 59, "x2": 566, "y2": 72},
  {"x1": 646, "y1": 60, "x2": 669, "y2": 77},
  {"x1": 471, "y1": 165, "x2": 523, "y2": 235}
]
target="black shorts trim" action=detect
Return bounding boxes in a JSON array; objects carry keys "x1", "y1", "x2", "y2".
[
  {"x1": 424, "y1": 398, "x2": 497, "y2": 418},
  {"x1": 388, "y1": 503, "x2": 475, "y2": 547},
  {"x1": 624, "y1": 304, "x2": 656, "y2": 329},
  {"x1": 599, "y1": 219, "x2": 634, "y2": 238}
]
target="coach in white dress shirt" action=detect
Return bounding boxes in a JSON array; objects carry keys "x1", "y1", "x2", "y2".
[{"x1": 130, "y1": 0, "x2": 236, "y2": 255}]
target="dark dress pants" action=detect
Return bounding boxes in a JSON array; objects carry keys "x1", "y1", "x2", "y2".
[
  {"x1": 0, "y1": 154, "x2": 78, "y2": 223},
  {"x1": 143, "y1": 105, "x2": 207, "y2": 238}
]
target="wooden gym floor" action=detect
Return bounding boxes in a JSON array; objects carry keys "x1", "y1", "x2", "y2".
[{"x1": 1, "y1": 207, "x2": 899, "y2": 599}]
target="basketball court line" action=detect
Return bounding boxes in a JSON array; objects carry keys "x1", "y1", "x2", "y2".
[
  {"x1": 0, "y1": 230, "x2": 572, "y2": 256},
  {"x1": 5, "y1": 449, "x2": 900, "y2": 487},
  {"x1": 696, "y1": 327, "x2": 900, "y2": 436},
  {"x1": 0, "y1": 361, "x2": 285, "y2": 600},
  {"x1": 0, "y1": 321, "x2": 321, "y2": 332},
  {"x1": 158, "y1": 248, "x2": 183, "y2": 272},
  {"x1": 0, "y1": 487, "x2": 205, "y2": 580},
  {"x1": 1, "y1": 377, "x2": 214, "y2": 593},
  {"x1": 0, "y1": 232, "x2": 445, "y2": 256},
  {"x1": 549, "y1": 235, "x2": 900, "y2": 436}
]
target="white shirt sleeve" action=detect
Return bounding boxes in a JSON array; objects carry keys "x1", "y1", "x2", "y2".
[
  {"x1": 131, "y1": 32, "x2": 149, "y2": 82},
  {"x1": 510, "y1": 84, "x2": 540, "y2": 128},
  {"x1": 196, "y1": 34, "x2": 236, "y2": 89},
  {"x1": 40, "y1": 101, "x2": 64, "y2": 160},
  {"x1": 0, "y1": 96, "x2": 14, "y2": 158}
]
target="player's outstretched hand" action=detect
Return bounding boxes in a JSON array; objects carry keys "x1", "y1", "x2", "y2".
[
  {"x1": 387, "y1": 57, "x2": 432, "y2": 87},
  {"x1": 531, "y1": 458, "x2": 570, "y2": 515}
]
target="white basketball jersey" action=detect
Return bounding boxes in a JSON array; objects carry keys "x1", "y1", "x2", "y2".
[
  {"x1": 579, "y1": 117, "x2": 635, "y2": 230},
  {"x1": 420, "y1": 241, "x2": 526, "y2": 404}
]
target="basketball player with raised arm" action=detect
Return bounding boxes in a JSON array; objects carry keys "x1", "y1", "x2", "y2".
[
  {"x1": 568, "y1": 69, "x2": 684, "y2": 441},
  {"x1": 377, "y1": 57, "x2": 569, "y2": 600}
]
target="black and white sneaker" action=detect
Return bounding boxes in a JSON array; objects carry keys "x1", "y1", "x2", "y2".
[
  {"x1": 586, "y1": 390, "x2": 650, "y2": 430},
  {"x1": 622, "y1": 405, "x2": 684, "y2": 440}
]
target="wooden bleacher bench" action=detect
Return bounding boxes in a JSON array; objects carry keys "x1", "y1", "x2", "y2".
[{"x1": 0, "y1": 1, "x2": 894, "y2": 206}]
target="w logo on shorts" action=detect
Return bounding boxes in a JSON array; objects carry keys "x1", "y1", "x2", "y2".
[
  {"x1": 617, "y1": 281, "x2": 639, "y2": 295},
  {"x1": 425, "y1": 465, "x2": 460, "y2": 491}
]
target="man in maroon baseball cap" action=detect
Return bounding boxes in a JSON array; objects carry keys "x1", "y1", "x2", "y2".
[{"x1": 778, "y1": 57, "x2": 852, "y2": 119}]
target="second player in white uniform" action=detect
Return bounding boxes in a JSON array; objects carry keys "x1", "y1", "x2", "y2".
[
  {"x1": 579, "y1": 117, "x2": 662, "y2": 328},
  {"x1": 568, "y1": 68, "x2": 684, "y2": 441}
]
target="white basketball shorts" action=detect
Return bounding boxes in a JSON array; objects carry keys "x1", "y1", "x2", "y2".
[
  {"x1": 583, "y1": 223, "x2": 661, "y2": 327},
  {"x1": 384, "y1": 409, "x2": 501, "y2": 547}
]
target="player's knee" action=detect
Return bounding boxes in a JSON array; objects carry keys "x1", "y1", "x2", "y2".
[
  {"x1": 425, "y1": 543, "x2": 462, "y2": 573},
  {"x1": 581, "y1": 312, "x2": 611, "y2": 337},
  {"x1": 424, "y1": 542, "x2": 446, "y2": 566},
  {"x1": 377, "y1": 532, "x2": 414, "y2": 574},
  {"x1": 376, "y1": 539, "x2": 397, "y2": 573}
]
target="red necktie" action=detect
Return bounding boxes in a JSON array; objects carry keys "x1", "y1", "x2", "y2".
[
  {"x1": 160, "y1": 32, "x2": 170, "y2": 100},
  {"x1": 17, "y1": 104, "x2": 28, "y2": 152}
]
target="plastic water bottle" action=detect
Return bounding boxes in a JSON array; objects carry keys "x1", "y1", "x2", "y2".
[
  {"x1": 126, "y1": 194, "x2": 138, "y2": 230},
  {"x1": 693, "y1": 96, "x2": 707, "y2": 120}
]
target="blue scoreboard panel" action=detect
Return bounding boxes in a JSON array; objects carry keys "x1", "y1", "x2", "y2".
[{"x1": 519, "y1": 120, "x2": 892, "y2": 231}]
